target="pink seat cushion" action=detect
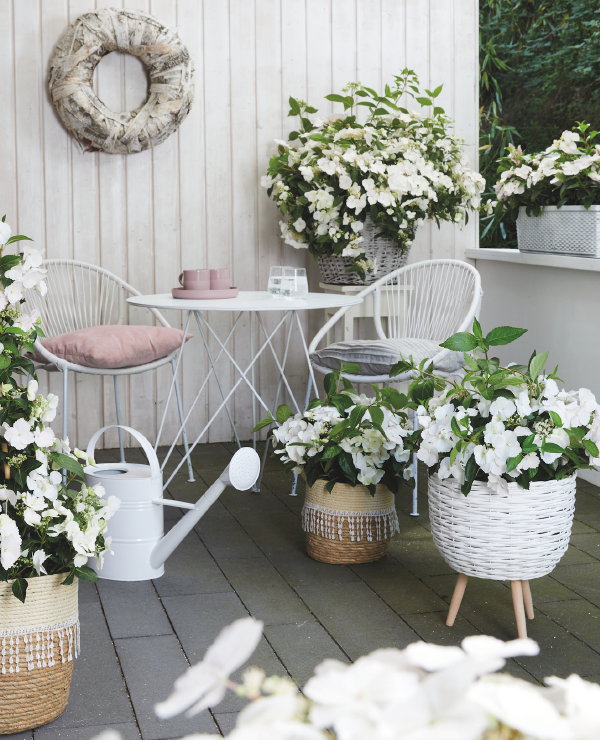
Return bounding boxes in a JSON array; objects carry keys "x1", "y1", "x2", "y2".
[{"x1": 37, "y1": 325, "x2": 188, "y2": 369}]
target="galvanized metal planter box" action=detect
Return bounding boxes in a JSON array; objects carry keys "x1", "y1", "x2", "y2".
[{"x1": 517, "y1": 205, "x2": 600, "y2": 258}]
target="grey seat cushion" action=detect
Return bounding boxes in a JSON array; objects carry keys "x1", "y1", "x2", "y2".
[{"x1": 310, "y1": 337, "x2": 464, "y2": 376}]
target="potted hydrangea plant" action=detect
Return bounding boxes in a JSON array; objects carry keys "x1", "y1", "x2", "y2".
[
  {"x1": 494, "y1": 121, "x2": 600, "y2": 256},
  {"x1": 0, "y1": 218, "x2": 118, "y2": 734},
  {"x1": 256, "y1": 366, "x2": 414, "y2": 563},
  {"x1": 153, "y1": 617, "x2": 600, "y2": 740},
  {"x1": 394, "y1": 320, "x2": 600, "y2": 636},
  {"x1": 262, "y1": 69, "x2": 485, "y2": 284}
]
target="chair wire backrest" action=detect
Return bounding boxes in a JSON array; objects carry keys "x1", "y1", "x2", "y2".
[
  {"x1": 374, "y1": 260, "x2": 480, "y2": 342},
  {"x1": 25, "y1": 259, "x2": 170, "y2": 337}
]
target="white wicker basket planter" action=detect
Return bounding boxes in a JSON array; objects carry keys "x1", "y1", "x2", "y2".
[
  {"x1": 517, "y1": 205, "x2": 600, "y2": 257},
  {"x1": 428, "y1": 473, "x2": 576, "y2": 580},
  {"x1": 317, "y1": 218, "x2": 408, "y2": 285},
  {"x1": 428, "y1": 473, "x2": 576, "y2": 638}
]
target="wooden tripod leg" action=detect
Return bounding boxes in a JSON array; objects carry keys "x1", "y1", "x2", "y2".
[
  {"x1": 446, "y1": 573, "x2": 468, "y2": 627},
  {"x1": 522, "y1": 580, "x2": 534, "y2": 620},
  {"x1": 511, "y1": 580, "x2": 528, "y2": 638}
]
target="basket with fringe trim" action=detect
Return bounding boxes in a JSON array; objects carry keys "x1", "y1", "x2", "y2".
[
  {"x1": 0, "y1": 573, "x2": 79, "y2": 734},
  {"x1": 302, "y1": 479, "x2": 399, "y2": 564}
]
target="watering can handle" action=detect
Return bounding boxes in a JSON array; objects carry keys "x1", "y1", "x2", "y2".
[{"x1": 86, "y1": 425, "x2": 161, "y2": 478}]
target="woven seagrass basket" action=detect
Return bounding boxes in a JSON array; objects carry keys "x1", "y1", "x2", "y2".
[
  {"x1": 428, "y1": 474, "x2": 576, "y2": 580},
  {"x1": 302, "y1": 479, "x2": 399, "y2": 564},
  {"x1": 317, "y1": 218, "x2": 408, "y2": 285},
  {"x1": 0, "y1": 574, "x2": 79, "y2": 734}
]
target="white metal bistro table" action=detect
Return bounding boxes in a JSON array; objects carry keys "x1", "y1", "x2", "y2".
[{"x1": 127, "y1": 291, "x2": 362, "y2": 490}]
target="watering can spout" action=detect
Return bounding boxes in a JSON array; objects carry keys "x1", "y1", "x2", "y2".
[{"x1": 149, "y1": 447, "x2": 261, "y2": 570}]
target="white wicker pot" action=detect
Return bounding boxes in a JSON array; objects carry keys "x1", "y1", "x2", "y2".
[
  {"x1": 428, "y1": 474, "x2": 576, "y2": 580},
  {"x1": 517, "y1": 205, "x2": 600, "y2": 257},
  {"x1": 317, "y1": 217, "x2": 409, "y2": 285}
]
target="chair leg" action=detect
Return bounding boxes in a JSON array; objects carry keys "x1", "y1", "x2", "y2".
[
  {"x1": 62, "y1": 368, "x2": 69, "y2": 444},
  {"x1": 522, "y1": 580, "x2": 535, "y2": 620},
  {"x1": 446, "y1": 573, "x2": 468, "y2": 627},
  {"x1": 291, "y1": 374, "x2": 314, "y2": 497},
  {"x1": 511, "y1": 580, "x2": 528, "y2": 638},
  {"x1": 113, "y1": 376, "x2": 125, "y2": 463},
  {"x1": 171, "y1": 361, "x2": 195, "y2": 483},
  {"x1": 410, "y1": 409, "x2": 419, "y2": 516}
]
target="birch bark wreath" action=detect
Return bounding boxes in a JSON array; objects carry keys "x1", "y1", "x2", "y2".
[{"x1": 48, "y1": 9, "x2": 194, "y2": 154}]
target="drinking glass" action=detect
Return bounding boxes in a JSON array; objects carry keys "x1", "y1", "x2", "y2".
[
  {"x1": 268, "y1": 266, "x2": 284, "y2": 295},
  {"x1": 293, "y1": 267, "x2": 309, "y2": 298}
]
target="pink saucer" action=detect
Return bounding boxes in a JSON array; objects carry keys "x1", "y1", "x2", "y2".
[{"x1": 172, "y1": 287, "x2": 239, "y2": 300}]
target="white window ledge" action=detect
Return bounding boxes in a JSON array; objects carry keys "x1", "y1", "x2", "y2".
[{"x1": 466, "y1": 248, "x2": 600, "y2": 273}]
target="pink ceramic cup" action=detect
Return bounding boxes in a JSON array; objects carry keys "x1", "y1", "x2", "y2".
[
  {"x1": 210, "y1": 268, "x2": 230, "y2": 290},
  {"x1": 179, "y1": 269, "x2": 210, "y2": 290}
]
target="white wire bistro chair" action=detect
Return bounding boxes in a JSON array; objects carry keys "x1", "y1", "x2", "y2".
[
  {"x1": 307, "y1": 259, "x2": 482, "y2": 514},
  {"x1": 25, "y1": 259, "x2": 194, "y2": 480}
]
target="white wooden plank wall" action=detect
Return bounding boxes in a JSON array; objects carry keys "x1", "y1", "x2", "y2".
[{"x1": 0, "y1": 0, "x2": 478, "y2": 448}]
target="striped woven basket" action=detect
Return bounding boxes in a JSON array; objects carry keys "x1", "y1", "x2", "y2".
[
  {"x1": 0, "y1": 573, "x2": 79, "y2": 734},
  {"x1": 317, "y1": 217, "x2": 409, "y2": 285},
  {"x1": 302, "y1": 479, "x2": 399, "y2": 564},
  {"x1": 428, "y1": 474, "x2": 576, "y2": 580}
]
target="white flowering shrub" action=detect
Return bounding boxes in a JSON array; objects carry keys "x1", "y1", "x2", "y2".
[
  {"x1": 255, "y1": 366, "x2": 414, "y2": 492},
  {"x1": 262, "y1": 70, "x2": 485, "y2": 280},
  {"x1": 393, "y1": 319, "x2": 600, "y2": 495},
  {"x1": 144, "y1": 617, "x2": 600, "y2": 740},
  {"x1": 0, "y1": 218, "x2": 117, "y2": 601},
  {"x1": 494, "y1": 121, "x2": 600, "y2": 214}
]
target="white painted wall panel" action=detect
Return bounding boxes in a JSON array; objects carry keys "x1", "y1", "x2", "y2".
[{"x1": 1, "y1": 0, "x2": 478, "y2": 448}]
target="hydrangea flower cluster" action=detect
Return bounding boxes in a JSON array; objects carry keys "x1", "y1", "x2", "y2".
[
  {"x1": 0, "y1": 218, "x2": 117, "y2": 601},
  {"x1": 256, "y1": 368, "x2": 413, "y2": 493},
  {"x1": 397, "y1": 320, "x2": 600, "y2": 495},
  {"x1": 262, "y1": 70, "x2": 485, "y2": 280},
  {"x1": 494, "y1": 121, "x2": 600, "y2": 213},
  {"x1": 142, "y1": 617, "x2": 600, "y2": 740}
]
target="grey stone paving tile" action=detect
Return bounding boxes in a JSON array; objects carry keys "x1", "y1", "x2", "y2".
[
  {"x1": 189, "y1": 442, "x2": 234, "y2": 470},
  {"x1": 78, "y1": 579, "x2": 100, "y2": 604},
  {"x1": 452, "y1": 594, "x2": 600, "y2": 680},
  {"x1": 265, "y1": 619, "x2": 348, "y2": 687},
  {"x1": 570, "y1": 519, "x2": 596, "y2": 535},
  {"x1": 523, "y1": 576, "x2": 579, "y2": 603},
  {"x1": 573, "y1": 489, "x2": 600, "y2": 530},
  {"x1": 389, "y1": 534, "x2": 455, "y2": 578},
  {"x1": 552, "y1": 562, "x2": 600, "y2": 607},
  {"x1": 294, "y1": 581, "x2": 419, "y2": 660},
  {"x1": 557, "y1": 544, "x2": 598, "y2": 566},
  {"x1": 214, "y1": 712, "x2": 238, "y2": 736},
  {"x1": 400, "y1": 611, "x2": 537, "y2": 682},
  {"x1": 2, "y1": 733, "x2": 32, "y2": 740},
  {"x1": 195, "y1": 498, "x2": 266, "y2": 560},
  {"x1": 35, "y1": 722, "x2": 141, "y2": 740},
  {"x1": 351, "y1": 557, "x2": 448, "y2": 614},
  {"x1": 97, "y1": 580, "x2": 172, "y2": 639},
  {"x1": 161, "y1": 591, "x2": 287, "y2": 714},
  {"x1": 114, "y1": 635, "x2": 219, "y2": 740},
  {"x1": 153, "y1": 530, "x2": 232, "y2": 597},
  {"x1": 44, "y1": 602, "x2": 135, "y2": 730},
  {"x1": 538, "y1": 599, "x2": 600, "y2": 654},
  {"x1": 274, "y1": 553, "x2": 363, "y2": 588},
  {"x1": 580, "y1": 673, "x2": 600, "y2": 684},
  {"x1": 571, "y1": 532, "x2": 600, "y2": 560},
  {"x1": 217, "y1": 556, "x2": 314, "y2": 625}
]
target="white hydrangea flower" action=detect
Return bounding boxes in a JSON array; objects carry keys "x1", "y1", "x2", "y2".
[{"x1": 0, "y1": 513, "x2": 22, "y2": 570}]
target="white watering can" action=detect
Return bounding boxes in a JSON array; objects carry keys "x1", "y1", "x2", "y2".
[{"x1": 84, "y1": 425, "x2": 261, "y2": 581}]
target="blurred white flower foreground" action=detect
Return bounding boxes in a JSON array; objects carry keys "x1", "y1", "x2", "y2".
[{"x1": 92, "y1": 617, "x2": 600, "y2": 740}]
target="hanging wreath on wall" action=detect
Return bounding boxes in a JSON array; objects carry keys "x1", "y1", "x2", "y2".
[{"x1": 48, "y1": 9, "x2": 195, "y2": 154}]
